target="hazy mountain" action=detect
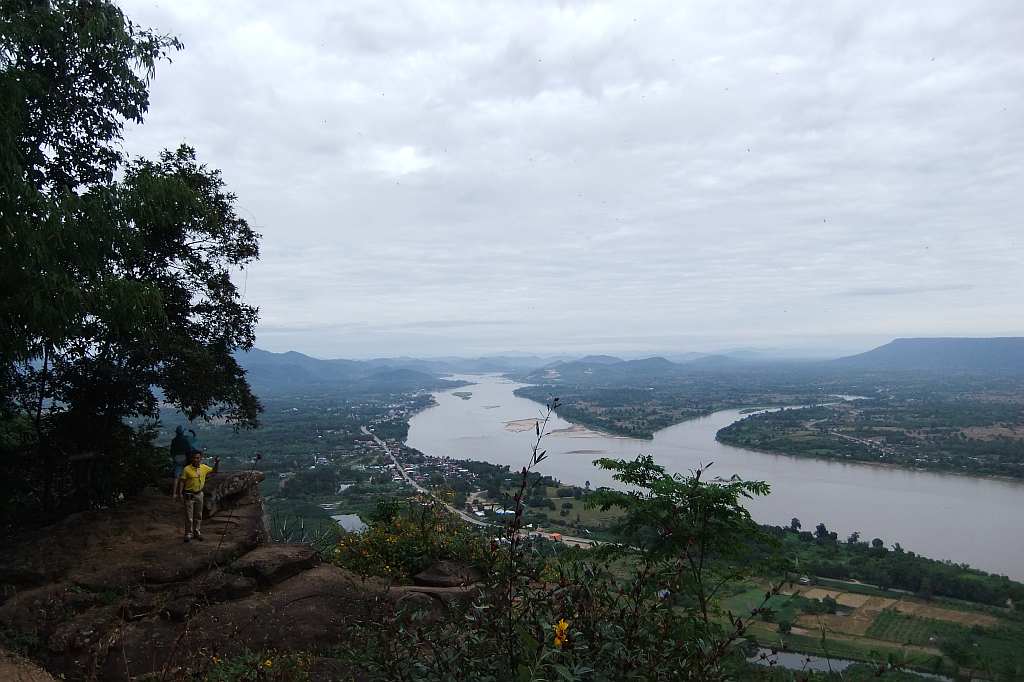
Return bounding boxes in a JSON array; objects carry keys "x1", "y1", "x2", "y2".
[
  {"x1": 577, "y1": 355, "x2": 625, "y2": 364},
  {"x1": 680, "y1": 354, "x2": 752, "y2": 370},
  {"x1": 235, "y1": 349, "x2": 465, "y2": 393},
  {"x1": 521, "y1": 356, "x2": 683, "y2": 383},
  {"x1": 362, "y1": 355, "x2": 558, "y2": 374},
  {"x1": 834, "y1": 338, "x2": 1024, "y2": 373},
  {"x1": 665, "y1": 352, "x2": 711, "y2": 364}
]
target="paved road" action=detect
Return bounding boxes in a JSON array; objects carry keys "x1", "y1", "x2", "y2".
[
  {"x1": 361, "y1": 427, "x2": 595, "y2": 547},
  {"x1": 829, "y1": 430, "x2": 895, "y2": 455},
  {"x1": 362, "y1": 427, "x2": 493, "y2": 528}
]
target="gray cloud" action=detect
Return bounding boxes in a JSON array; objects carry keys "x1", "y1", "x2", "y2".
[
  {"x1": 120, "y1": 0, "x2": 1024, "y2": 358},
  {"x1": 838, "y1": 284, "x2": 975, "y2": 297}
]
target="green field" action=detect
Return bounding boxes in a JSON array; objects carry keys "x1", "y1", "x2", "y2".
[
  {"x1": 724, "y1": 586, "x2": 806, "y2": 624},
  {"x1": 866, "y1": 610, "x2": 967, "y2": 647},
  {"x1": 747, "y1": 623, "x2": 943, "y2": 670}
]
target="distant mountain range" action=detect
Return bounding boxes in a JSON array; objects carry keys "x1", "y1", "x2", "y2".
[
  {"x1": 235, "y1": 349, "x2": 564, "y2": 393},
  {"x1": 239, "y1": 337, "x2": 1024, "y2": 393},
  {"x1": 234, "y1": 349, "x2": 455, "y2": 393},
  {"x1": 834, "y1": 337, "x2": 1024, "y2": 372}
]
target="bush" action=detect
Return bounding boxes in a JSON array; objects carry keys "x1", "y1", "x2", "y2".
[
  {"x1": 330, "y1": 443, "x2": 782, "y2": 681},
  {"x1": 203, "y1": 651, "x2": 312, "y2": 681},
  {"x1": 331, "y1": 497, "x2": 492, "y2": 579}
]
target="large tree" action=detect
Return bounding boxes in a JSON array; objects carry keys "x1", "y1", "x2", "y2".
[{"x1": 1, "y1": 0, "x2": 262, "y2": 526}]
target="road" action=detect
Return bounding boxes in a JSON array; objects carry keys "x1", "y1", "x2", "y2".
[
  {"x1": 362, "y1": 427, "x2": 493, "y2": 528},
  {"x1": 829, "y1": 430, "x2": 895, "y2": 455},
  {"x1": 361, "y1": 427, "x2": 595, "y2": 547}
]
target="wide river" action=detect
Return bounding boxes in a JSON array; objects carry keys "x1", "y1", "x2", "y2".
[{"x1": 407, "y1": 375, "x2": 1024, "y2": 580}]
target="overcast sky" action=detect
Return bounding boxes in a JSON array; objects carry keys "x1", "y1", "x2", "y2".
[{"x1": 120, "y1": 0, "x2": 1024, "y2": 359}]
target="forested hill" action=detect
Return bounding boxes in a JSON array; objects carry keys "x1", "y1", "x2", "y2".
[
  {"x1": 522, "y1": 356, "x2": 683, "y2": 383},
  {"x1": 235, "y1": 348, "x2": 467, "y2": 393},
  {"x1": 835, "y1": 337, "x2": 1024, "y2": 373}
]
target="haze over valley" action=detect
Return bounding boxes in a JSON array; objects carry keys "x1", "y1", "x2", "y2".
[{"x1": 5, "y1": 1, "x2": 1024, "y2": 679}]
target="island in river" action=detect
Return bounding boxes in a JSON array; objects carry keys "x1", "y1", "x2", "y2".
[
  {"x1": 717, "y1": 400, "x2": 1024, "y2": 480},
  {"x1": 406, "y1": 374, "x2": 1024, "y2": 581},
  {"x1": 512, "y1": 359, "x2": 1024, "y2": 480}
]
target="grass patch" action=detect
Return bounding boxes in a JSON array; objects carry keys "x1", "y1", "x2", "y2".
[{"x1": 866, "y1": 610, "x2": 966, "y2": 646}]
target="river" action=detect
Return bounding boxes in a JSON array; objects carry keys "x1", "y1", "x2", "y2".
[{"x1": 406, "y1": 375, "x2": 1024, "y2": 580}]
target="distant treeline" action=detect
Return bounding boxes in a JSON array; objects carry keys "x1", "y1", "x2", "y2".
[
  {"x1": 767, "y1": 522, "x2": 1024, "y2": 609},
  {"x1": 718, "y1": 399, "x2": 1024, "y2": 479}
]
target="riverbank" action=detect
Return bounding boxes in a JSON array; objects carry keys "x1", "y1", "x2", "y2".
[
  {"x1": 407, "y1": 374, "x2": 1024, "y2": 580},
  {"x1": 717, "y1": 401, "x2": 1024, "y2": 482},
  {"x1": 715, "y1": 432, "x2": 1024, "y2": 486}
]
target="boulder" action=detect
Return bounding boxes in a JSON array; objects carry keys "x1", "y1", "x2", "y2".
[
  {"x1": 203, "y1": 471, "x2": 265, "y2": 518},
  {"x1": 228, "y1": 544, "x2": 319, "y2": 586},
  {"x1": 183, "y1": 564, "x2": 388, "y2": 652},
  {"x1": 390, "y1": 584, "x2": 481, "y2": 608},
  {"x1": 394, "y1": 590, "x2": 442, "y2": 625},
  {"x1": 412, "y1": 560, "x2": 482, "y2": 588}
]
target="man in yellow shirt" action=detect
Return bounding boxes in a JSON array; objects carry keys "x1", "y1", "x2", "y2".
[{"x1": 174, "y1": 451, "x2": 220, "y2": 543}]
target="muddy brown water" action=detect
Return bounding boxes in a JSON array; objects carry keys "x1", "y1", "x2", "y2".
[{"x1": 406, "y1": 375, "x2": 1024, "y2": 580}]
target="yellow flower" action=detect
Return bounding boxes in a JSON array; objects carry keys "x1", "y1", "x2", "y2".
[
  {"x1": 212, "y1": 656, "x2": 221, "y2": 665},
  {"x1": 264, "y1": 659, "x2": 273, "y2": 668},
  {"x1": 553, "y1": 619, "x2": 569, "y2": 648}
]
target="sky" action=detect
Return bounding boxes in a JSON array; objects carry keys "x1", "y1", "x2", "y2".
[{"x1": 119, "y1": 0, "x2": 1024, "y2": 359}]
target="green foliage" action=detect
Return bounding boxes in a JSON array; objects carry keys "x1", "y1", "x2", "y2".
[
  {"x1": 866, "y1": 611, "x2": 1024, "y2": 680},
  {"x1": 268, "y1": 512, "x2": 341, "y2": 555},
  {"x1": 331, "y1": 497, "x2": 492, "y2": 580},
  {"x1": 770, "y1": 527, "x2": 1024, "y2": 607},
  {"x1": 202, "y1": 651, "x2": 312, "y2": 682},
  {"x1": 0, "y1": 1, "x2": 261, "y2": 529},
  {"x1": 331, "y1": 443, "x2": 781, "y2": 680},
  {"x1": 718, "y1": 397, "x2": 1024, "y2": 479}
]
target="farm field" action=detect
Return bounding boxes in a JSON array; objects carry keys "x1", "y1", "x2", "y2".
[{"x1": 732, "y1": 579, "x2": 1024, "y2": 679}]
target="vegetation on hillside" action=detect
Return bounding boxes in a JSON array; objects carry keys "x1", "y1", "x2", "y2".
[
  {"x1": 717, "y1": 397, "x2": 1024, "y2": 479},
  {"x1": 0, "y1": 0, "x2": 261, "y2": 531},
  {"x1": 328, "y1": 441, "x2": 786, "y2": 680},
  {"x1": 318, "y1": 442, "x2": 1024, "y2": 680}
]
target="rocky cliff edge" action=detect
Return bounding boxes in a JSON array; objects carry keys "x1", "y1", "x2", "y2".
[{"x1": 0, "y1": 471, "x2": 466, "y2": 680}]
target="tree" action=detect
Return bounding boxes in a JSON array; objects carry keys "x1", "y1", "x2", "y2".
[
  {"x1": 847, "y1": 530, "x2": 861, "y2": 545},
  {"x1": 790, "y1": 517, "x2": 801, "y2": 532},
  {"x1": 872, "y1": 538, "x2": 885, "y2": 550},
  {"x1": 814, "y1": 522, "x2": 829, "y2": 541},
  {"x1": 917, "y1": 575, "x2": 934, "y2": 601},
  {"x1": 0, "y1": 0, "x2": 261, "y2": 526},
  {"x1": 588, "y1": 456, "x2": 772, "y2": 626}
]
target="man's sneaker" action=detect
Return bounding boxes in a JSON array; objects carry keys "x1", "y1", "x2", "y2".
[
  {"x1": 194, "y1": 532, "x2": 204, "y2": 541},
  {"x1": 184, "y1": 534, "x2": 192, "y2": 543}
]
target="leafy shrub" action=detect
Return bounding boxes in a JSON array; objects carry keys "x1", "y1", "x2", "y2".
[
  {"x1": 203, "y1": 651, "x2": 311, "y2": 681},
  {"x1": 331, "y1": 497, "x2": 492, "y2": 579},
  {"x1": 329, "y1": 417, "x2": 783, "y2": 680}
]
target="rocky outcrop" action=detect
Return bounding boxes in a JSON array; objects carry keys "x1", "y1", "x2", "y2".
[
  {"x1": 0, "y1": 471, "x2": 282, "y2": 680},
  {"x1": 0, "y1": 472, "x2": 484, "y2": 681},
  {"x1": 413, "y1": 559, "x2": 482, "y2": 587},
  {"x1": 203, "y1": 470, "x2": 266, "y2": 519},
  {"x1": 227, "y1": 543, "x2": 319, "y2": 586}
]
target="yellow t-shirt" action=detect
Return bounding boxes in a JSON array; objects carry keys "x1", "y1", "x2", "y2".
[{"x1": 180, "y1": 463, "x2": 213, "y2": 493}]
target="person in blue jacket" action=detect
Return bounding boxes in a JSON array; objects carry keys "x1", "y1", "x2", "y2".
[{"x1": 169, "y1": 425, "x2": 200, "y2": 494}]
